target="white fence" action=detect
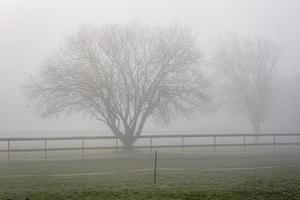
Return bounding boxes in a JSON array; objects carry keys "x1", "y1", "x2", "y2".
[{"x1": 0, "y1": 133, "x2": 300, "y2": 160}]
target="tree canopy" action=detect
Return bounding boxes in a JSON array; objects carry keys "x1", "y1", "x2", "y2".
[
  {"x1": 25, "y1": 23, "x2": 210, "y2": 148},
  {"x1": 212, "y1": 37, "x2": 279, "y2": 135}
]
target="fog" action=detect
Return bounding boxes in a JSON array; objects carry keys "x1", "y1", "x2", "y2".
[
  {"x1": 2, "y1": 2, "x2": 300, "y2": 199},
  {"x1": 0, "y1": 0, "x2": 300, "y2": 136}
]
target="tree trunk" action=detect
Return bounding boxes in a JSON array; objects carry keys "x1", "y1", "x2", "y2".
[
  {"x1": 120, "y1": 136, "x2": 136, "y2": 151},
  {"x1": 254, "y1": 123, "x2": 260, "y2": 143}
]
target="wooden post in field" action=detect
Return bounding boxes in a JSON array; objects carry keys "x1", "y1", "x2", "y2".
[
  {"x1": 154, "y1": 151, "x2": 158, "y2": 184},
  {"x1": 243, "y1": 136, "x2": 246, "y2": 152},
  {"x1": 150, "y1": 137, "x2": 153, "y2": 153},
  {"x1": 7, "y1": 140, "x2": 10, "y2": 162},
  {"x1": 81, "y1": 138, "x2": 84, "y2": 159},
  {"x1": 44, "y1": 139, "x2": 47, "y2": 160},
  {"x1": 115, "y1": 137, "x2": 118, "y2": 159},
  {"x1": 213, "y1": 136, "x2": 216, "y2": 153},
  {"x1": 273, "y1": 135, "x2": 276, "y2": 153},
  {"x1": 181, "y1": 136, "x2": 184, "y2": 153}
]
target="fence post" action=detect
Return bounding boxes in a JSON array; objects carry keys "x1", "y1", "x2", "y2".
[
  {"x1": 81, "y1": 138, "x2": 84, "y2": 159},
  {"x1": 181, "y1": 136, "x2": 184, "y2": 153},
  {"x1": 7, "y1": 140, "x2": 10, "y2": 162},
  {"x1": 154, "y1": 151, "x2": 158, "y2": 184},
  {"x1": 44, "y1": 139, "x2": 47, "y2": 160},
  {"x1": 214, "y1": 136, "x2": 216, "y2": 153},
  {"x1": 243, "y1": 136, "x2": 246, "y2": 152},
  {"x1": 115, "y1": 137, "x2": 118, "y2": 159},
  {"x1": 273, "y1": 135, "x2": 276, "y2": 153},
  {"x1": 150, "y1": 137, "x2": 153, "y2": 153}
]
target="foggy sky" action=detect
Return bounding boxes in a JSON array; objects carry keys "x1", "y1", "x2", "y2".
[{"x1": 0, "y1": 0, "x2": 299, "y2": 135}]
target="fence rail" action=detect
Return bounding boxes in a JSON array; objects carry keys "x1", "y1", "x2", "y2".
[
  {"x1": 1, "y1": 133, "x2": 300, "y2": 160},
  {"x1": 1, "y1": 133, "x2": 300, "y2": 141}
]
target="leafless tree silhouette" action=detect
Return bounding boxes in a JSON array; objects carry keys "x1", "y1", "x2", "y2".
[
  {"x1": 25, "y1": 23, "x2": 210, "y2": 149},
  {"x1": 212, "y1": 37, "x2": 279, "y2": 140}
]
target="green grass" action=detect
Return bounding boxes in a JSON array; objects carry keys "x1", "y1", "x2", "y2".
[{"x1": 0, "y1": 152, "x2": 300, "y2": 199}]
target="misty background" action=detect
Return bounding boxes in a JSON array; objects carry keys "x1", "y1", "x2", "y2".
[{"x1": 0, "y1": 0, "x2": 300, "y2": 137}]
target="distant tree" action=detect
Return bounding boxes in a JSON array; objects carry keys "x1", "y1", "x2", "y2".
[
  {"x1": 211, "y1": 37, "x2": 279, "y2": 139},
  {"x1": 25, "y1": 23, "x2": 210, "y2": 149},
  {"x1": 273, "y1": 74, "x2": 300, "y2": 131}
]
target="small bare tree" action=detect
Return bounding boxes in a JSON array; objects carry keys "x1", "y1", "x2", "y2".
[
  {"x1": 212, "y1": 37, "x2": 279, "y2": 138},
  {"x1": 25, "y1": 23, "x2": 210, "y2": 149}
]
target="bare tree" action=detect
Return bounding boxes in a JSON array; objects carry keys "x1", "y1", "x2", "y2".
[
  {"x1": 25, "y1": 23, "x2": 210, "y2": 149},
  {"x1": 211, "y1": 37, "x2": 279, "y2": 138}
]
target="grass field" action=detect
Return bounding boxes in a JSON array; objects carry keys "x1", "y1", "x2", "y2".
[{"x1": 0, "y1": 151, "x2": 300, "y2": 200}]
